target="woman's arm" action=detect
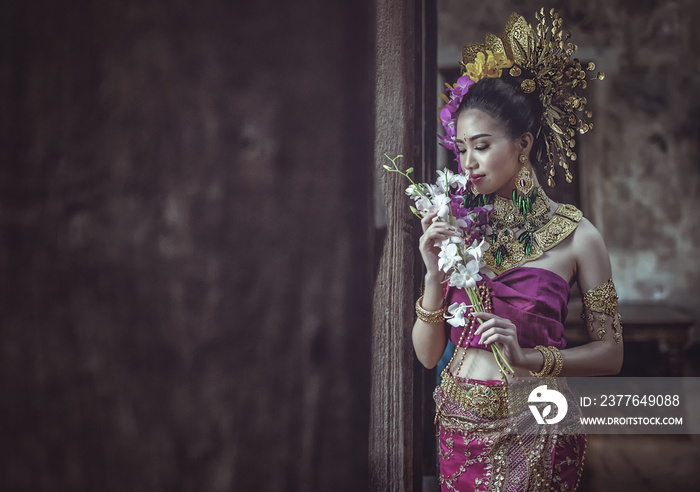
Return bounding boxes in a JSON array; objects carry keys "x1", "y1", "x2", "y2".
[
  {"x1": 411, "y1": 212, "x2": 453, "y2": 369},
  {"x1": 548, "y1": 217, "x2": 624, "y2": 376},
  {"x1": 412, "y1": 272, "x2": 448, "y2": 369},
  {"x1": 473, "y1": 217, "x2": 624, "y2": 376}
]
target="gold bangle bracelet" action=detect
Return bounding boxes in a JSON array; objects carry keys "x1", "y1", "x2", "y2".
[
  {"x1": 529, "y1": 345, "x2": 553, "y2": 377},
  {"x1": 415, "y1": 295, "x2": 447, "y2": 324},
  {"x1": 548, "y1": 346, "x2": 563, "y2": 377}
]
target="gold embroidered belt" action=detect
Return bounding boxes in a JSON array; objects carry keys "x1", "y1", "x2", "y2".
[{"x1": 440, "y1": 376, "x2": 509, "y2": 419}]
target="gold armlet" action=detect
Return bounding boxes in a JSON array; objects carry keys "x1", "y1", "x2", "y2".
[
  {"x1": 529, "y1": 345, "x2": 553, "y2": 377},
  {"x1": 581, "y1": 278, "x2": 623, "y2": 343},
  {"x1": 415, "y1": 296, "x2": 447, "y2": 324}
]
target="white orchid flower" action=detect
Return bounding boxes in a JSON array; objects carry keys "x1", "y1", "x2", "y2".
[
  {"x1": 414, "y1": 195, "x2": 432, "y2": 213},
  {"x1": 435, "y1": 169, "x2": 455, "y2": 192},
  {"x1": 444, "y1": 302, "x2": 469, "y2": 327},
  {"x1": 405, "y1": 184, "x2": 421, "y2": 197},
  {"x1": 437, "y1": 242, "x2": 461, "y2": 273},
  {"x1": 447, "y1": 263, "x2": 475, "y2": 290},
  {"x1": 414, "y1": 190, "x2": 449, "y2": 217},
  {"x1": 453, "y1": 172, "x2": 469, "y2": 190},
  {"x1": 433, "y1": 194, "x2": 452, "y2": 220},
  {"x1": 425, "y1": 183, "x2": 441, "y2": 197},
  {"x1": 453, "y1": 217, "x2": 468, "y2": 231},
  {"x1": 448, "y1": 259, "x2": 482, "y2": 289},
  {"x1": 463, "y1": 259, "x2": 482, "y2": 282},
  {"x1": 466, "y1": 238, "x2": 490, "y2": 264}
]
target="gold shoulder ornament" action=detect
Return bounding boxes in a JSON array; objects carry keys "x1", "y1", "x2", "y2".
[{"x1": 582, "y1": 279, "x2": 623, "y2": 343}]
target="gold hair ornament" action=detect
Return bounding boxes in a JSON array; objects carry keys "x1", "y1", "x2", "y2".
[{"x1": 460, "y1": 9, "x2": 605, "y2": 187}]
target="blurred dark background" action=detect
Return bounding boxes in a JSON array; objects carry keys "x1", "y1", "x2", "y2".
[{"x1": 0, "y1": 1, "x2": 375, "y2": 490}]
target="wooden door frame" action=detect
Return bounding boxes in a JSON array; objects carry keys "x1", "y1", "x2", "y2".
[{"x1": 370, "y1": 0, "x2": 437, "y2": 490}]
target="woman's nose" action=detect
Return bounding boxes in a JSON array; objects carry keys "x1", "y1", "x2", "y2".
[{"x1": 463, "y1": 151, "x2": 477, "y2": 171}]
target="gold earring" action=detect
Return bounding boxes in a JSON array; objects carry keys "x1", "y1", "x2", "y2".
[
  {"x1": 471, "y1": 182, "x2": 479, "y2": 196},
  {"x1": 516, "y1": 155, "x2": 534, "y2": 196}
]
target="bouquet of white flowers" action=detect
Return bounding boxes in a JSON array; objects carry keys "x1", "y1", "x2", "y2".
[{"x1": 384, "y1": 154, "x2": 514, "y2": 378}]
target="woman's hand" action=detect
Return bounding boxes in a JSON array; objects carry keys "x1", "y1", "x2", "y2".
[
  {"x1": 419, "y1": 212, "x2": 456, "y2": 276},
  {"x1": 471, "y1": 312, "x2": 527, "y2": 369}
]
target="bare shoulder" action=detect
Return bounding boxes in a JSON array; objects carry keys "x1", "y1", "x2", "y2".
[
  {"x1": 569, "y1": 216, "x2": 613, "y2": 291},
  {"x1": 570, "y1": 216, "x2": 606, "y2": 252}
]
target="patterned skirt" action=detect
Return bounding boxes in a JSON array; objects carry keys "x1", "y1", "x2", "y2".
[{"x1": 434, "y1": 376, "x2": 585, "y2": 492}]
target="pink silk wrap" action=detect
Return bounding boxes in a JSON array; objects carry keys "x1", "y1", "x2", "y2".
[{"x1": 436, "y1": 267, "x2": 585, "y2": 491}]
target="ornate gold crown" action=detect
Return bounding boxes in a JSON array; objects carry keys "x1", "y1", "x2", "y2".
[{"x1": 461, "y1": 9, "x2": 604, "y2": 186}]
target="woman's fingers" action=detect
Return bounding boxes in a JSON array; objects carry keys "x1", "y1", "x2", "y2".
[
  {"x1": 471, "y1": 311, "x2": 499, "y2": 322},
  {"x1": 472, "y1": 314, "x2": 512, "y2": 333},
  {"x1": 472, "y1": 314, "x2": 517, "y2": 345},
  {"x1": 420, "y1": 230, "x2": 452, "y2": 247},
  {"x1": 479, "y1": 329, "x2": 511, "y2": 346},
  {"x1": 419, "y1": 223, "x2": 457, "y2": 250},
  {"x1": 425, "y1": 221, "x2": 455, "y2": 235},
  {"x1": 421, "y1": 212, "x2": 438, "y2": 232},
  {"x1": 417, "y1": 216, "x2": 460, "y2": 274},
  {"x1": 469, "y1": 312, "x2": 526, "y2": 367}
]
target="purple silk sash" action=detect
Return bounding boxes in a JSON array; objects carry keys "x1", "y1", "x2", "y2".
[{"x1": 447, "y1": 267, "x2": 570, "y2": 350}]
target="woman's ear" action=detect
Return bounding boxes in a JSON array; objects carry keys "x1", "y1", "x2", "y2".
[
  {"x1": 519, "y1": 132, "x2": 534, "y2": 154},
  {"x1": 519, "y1": 132, "x2": 535, "y2": 154}
]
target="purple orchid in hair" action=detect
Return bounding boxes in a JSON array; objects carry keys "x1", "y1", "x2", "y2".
[{"x1": 438, "y1": 74, "x2": 475, "y2": 170}]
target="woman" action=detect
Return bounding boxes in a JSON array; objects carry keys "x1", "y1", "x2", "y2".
[{"x1": 412, "y1": 10, "x2": 624, "y2": 491}]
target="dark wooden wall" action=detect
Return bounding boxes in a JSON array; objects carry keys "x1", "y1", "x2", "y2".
[
  {"x1": 0, "y1": 1, "x2": 374, "y2": 491},
  {"x1": 370, "y1": 0, "x2": 436, "y2": 490}
]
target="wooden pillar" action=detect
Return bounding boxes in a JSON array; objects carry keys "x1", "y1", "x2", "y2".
[
  {"x1": 0, "y1": 1, "x2": 374, "y2": 490},
  {"x1": 371, "y1": 0, "x2": 437, "y2": 490}
]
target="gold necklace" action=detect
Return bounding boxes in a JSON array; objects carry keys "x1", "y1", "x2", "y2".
[
  {"x1": 491, "y1": 188, "x2": 551, "y2": 231},
  {"x1": 484, "y1": 189, "x2": 583, "y2": 274}
]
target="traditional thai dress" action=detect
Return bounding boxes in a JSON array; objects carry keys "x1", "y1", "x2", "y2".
[
  {"x1": 435, "y1": 203, "x2": 588, "y2": 491},
  {"x1": 435, "y1": 268, "x2": 586, "y2": 491}
]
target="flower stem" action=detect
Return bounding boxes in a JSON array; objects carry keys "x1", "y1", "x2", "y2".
[
  {"x1": 466, "y1": 285, "x2": 515, "y2": 378},
  {"x1": 384, "y1": 154, "x2": 417, "y2": 184}
]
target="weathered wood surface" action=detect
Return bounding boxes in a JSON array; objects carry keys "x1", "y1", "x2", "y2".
[
  {"x1": 0, "y1": 1, "x2": 374, "y2": 490},
  {"x1": 370, "y1": 0, "x2": 436, "y2": 490}
]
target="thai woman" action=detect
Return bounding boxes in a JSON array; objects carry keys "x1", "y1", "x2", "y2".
[{"x1": 412, "y1": 10, "x2": 624, "y2": 491}]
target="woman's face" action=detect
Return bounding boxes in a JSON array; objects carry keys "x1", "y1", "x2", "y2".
[{"x1": 455, "y1": 109, "x2": 526, "y2": 197}]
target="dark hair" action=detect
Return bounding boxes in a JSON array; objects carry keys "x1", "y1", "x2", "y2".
[{"x1": 457, "y1": 74, "x2": 546, "y2": 173}]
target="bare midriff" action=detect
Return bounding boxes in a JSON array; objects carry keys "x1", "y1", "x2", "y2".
[{"x1": 448, "y1": 346, "x2": 533, "y2": 381}]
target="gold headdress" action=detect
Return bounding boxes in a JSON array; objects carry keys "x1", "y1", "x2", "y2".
[{"x1": 460, "y1": 9, "x2": 605, "y2": 186}]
